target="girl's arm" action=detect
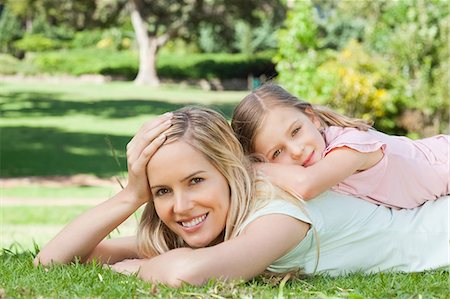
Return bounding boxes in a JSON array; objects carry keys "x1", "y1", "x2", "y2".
[
  {"x1": 259, "y1": 147, "x2": 383, "y2": 200},
  {"x1": 34, "y1": 113, "x2": 173, "y2": 266},
  {"x1": 111, "y1": 213, "x2": 310, "y2": 287}
]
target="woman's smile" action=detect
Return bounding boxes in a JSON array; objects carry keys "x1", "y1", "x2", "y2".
[
  {"x1": 179, "y1": 213, "x2": 208, "y2": 230},
  {"x1": 147, "y1": 140, "x2": 230, "y2": 248}
]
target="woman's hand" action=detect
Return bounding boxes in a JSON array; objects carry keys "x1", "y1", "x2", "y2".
[
  {"x1": 110, "y1": 259, "x2": 144, "y2": 276},
  {"x1": 124, "y1": 112, "x2": 173, "y2": 206}
]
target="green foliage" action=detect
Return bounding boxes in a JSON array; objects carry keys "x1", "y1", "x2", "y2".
[
  {"x1": 70, "y1": 30, "x2": 105, "y2": 48},
  {"x1": 233, "y1": 20, "x2": 279, "y2": 56},
  {"x1": 1, "y1": 48, "x2": 275, "y2": 81},
  {"x1": 157, "y1": 52, "x2": 275, "y2": 80},
  {"x1": 198, "y1": 23, "x2": 229, "y2": 53},
  {"x1": 13, "y1": 34, "x2": 63, "y2": 52},
  {"x1": 312, "y1": 40, "x2": 400, "y2": 131},
  {"x1": 0, "y1": 54, "x2": 22, "y2": 75},
  {"x1": 0, "y1": 6, "x2": 24, "y2": 53},
  {"x1": 275, "y1": 0, "x2": 319, "y2": 98},
  {"x1": 276, "y1": 0, "x2": 449, "y2": 136}
]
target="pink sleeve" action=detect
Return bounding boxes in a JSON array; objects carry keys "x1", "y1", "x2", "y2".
[
  {"x1": 323, "y1": 127, "x2": 388, "y2": 198},
  {"x1": 323, "y1": 127, "x2": 386, "y2": 157}
]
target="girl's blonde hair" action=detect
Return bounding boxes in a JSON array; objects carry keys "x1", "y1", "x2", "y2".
[
  {"x1": 137, "y1": 106, "x2": 255, "y2": 257},
  {"x1": 231, "y1": 83, "x2": 373, "y2": 155}
]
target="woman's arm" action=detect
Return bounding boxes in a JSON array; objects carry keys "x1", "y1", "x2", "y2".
[
  {"x1": 34, "y1": 113, "x2": 173, "y2": 266},
  {"x1": 34, "y1": 191, "x2": 142, "y2": 266},
  {"x1": 258, "y1": 147, "x2": 383, "y2": 200},
  {"x1": 111, "y1": 213, "x2": 310, "y2": 287},
  {"x1": 85, "y1": 236, "x2": 139, "y2": 265}
]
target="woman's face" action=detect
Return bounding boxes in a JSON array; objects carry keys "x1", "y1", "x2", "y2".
[{"x1": 147, "y1": 140, "x2": 230, "y2": 248}]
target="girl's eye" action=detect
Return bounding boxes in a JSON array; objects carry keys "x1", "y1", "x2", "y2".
[
  {"x1": 190, "y1": 177, "x2": 204, "y2": 185},
  {"x1": 292, "y1": 127, "x2": 300, "y2": 137},
  {"x1": 155, "y1": 188, "x2": 170, "y2": 197},
  {"x1": 272, "y1": 149, "x2": 282, "y2": 159}
]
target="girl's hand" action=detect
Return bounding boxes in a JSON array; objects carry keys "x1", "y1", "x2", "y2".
[
  {"x1": 124, "y1": 112, "x2": 173, "y2": 206},
  {"x1": 110, "y1": 259, "x2": 144, "y2": 276}
]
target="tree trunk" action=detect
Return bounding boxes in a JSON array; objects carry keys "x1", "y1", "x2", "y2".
[{"x1": 130, "y1": 4, "x2": 160, "y2": 86}]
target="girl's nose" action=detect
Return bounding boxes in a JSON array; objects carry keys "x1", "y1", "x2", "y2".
[
  {"x1": 289, "y1": 144, "x2": 304, "y2": 160},
  {"x1": 173, "y1": 192, "x2": 193, "y2": 214}
]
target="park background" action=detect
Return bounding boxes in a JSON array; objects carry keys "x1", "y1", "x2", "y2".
[{"x1": 1, "y1": 0, "x2": 449, "y2": 298}]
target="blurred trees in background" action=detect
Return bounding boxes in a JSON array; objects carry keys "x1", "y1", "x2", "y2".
[
  {"x1": 0, "y1": 0, "x2": 284, "y2": 85},
  {"x1": 276, "y1": 0, "x2": 448, "y2": 136},
  {"x1": 128, "y1": 0, "x2": 284, "y2": 86},
  {"x1": 0, "y1": 0, "x2": 448, "y2": 136}
]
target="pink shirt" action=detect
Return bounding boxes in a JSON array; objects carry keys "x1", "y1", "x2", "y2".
[{"x1": 323, "y1": 126, "x2": 449, "y2": 209}]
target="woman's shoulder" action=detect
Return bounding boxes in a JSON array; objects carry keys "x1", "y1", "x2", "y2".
[{"x1": 239, "y1": 199, "x2": 312, "y2": 235}]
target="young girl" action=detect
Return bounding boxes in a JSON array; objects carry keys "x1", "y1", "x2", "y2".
[
  {"x1": 34, "y1": 107, "x2": 449, "y2": 287},
  {"x1": 232, "y1": 83, "x2": 449, "y2": 209}
]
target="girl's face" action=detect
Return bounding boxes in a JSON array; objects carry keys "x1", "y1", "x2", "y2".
[
  {"x1": 253, "y1": 106, "x2": 326, "y2": 167},
  {"x1": 147, "y1": 140, "x2": 230, "y2": 248}
]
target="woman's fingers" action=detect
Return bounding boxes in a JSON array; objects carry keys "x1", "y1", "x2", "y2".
[
  {"x1": 130, "y1": 134, "x2": 167, "y2": 174},
  {"x1": 110, "y1": 259, "x2": 142, "y2": 276},
  {"x1": 127, "y1": 113, "x2": 172, "y2": 163},
  {"x1": 128, "y1": 120, "x2": 171, "y2": 162}
]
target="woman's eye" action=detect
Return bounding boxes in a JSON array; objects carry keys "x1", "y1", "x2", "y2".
[
  {"x1": 155, "y1": 188, "x2": 170, "y2": 197},
  {"x1": 190, "y1": 177, "x2": 204, "y2": 185},
  {"x1": 272, "y1": 149, "x2": 282, "y2": 159},
  {"x1": 292, "y1": 127, "x2": 300, "y2": 137}
]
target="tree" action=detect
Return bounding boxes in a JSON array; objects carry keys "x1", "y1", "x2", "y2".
[{"x1": 129, "y1": 0, "x2": 284, "y2": 86}]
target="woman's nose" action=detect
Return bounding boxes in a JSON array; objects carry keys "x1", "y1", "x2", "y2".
[{"x1": 173, "y1": 192, "x2": 193, "y2": 214}]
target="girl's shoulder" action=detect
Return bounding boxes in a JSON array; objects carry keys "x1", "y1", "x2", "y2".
[{"x1": 323, "y1": 126, "x2": 385, "y2": 155}]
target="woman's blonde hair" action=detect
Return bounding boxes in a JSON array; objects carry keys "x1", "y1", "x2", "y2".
[
  {"x1": 231, "y1": 83, "x2": 373, "y2": 155},
  {"x1": 137, "y1": 106, "x2": 255, "y2": 258}
]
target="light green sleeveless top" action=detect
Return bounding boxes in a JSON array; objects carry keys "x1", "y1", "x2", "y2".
[{"x1": 240, "y1": 191, "x2": 449, "y2": 275}]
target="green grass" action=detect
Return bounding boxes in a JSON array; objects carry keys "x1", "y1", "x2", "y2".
[
  {"x1": 2, "y1": 206, "x2": 93, "y2": 224},
  {"x1": 1, "y1": 250, "x2": 448, "y2": 298},
  {"x1": 1, "y1": 186, "x2": 118, "y2": 199},
  {"x1": 2, "y1": 81, "x2": 449, "y2": 297},
  {"x1": 0, "y1": 81, "x2": 245, "y2": 177}
]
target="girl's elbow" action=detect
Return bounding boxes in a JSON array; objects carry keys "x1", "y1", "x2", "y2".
[{"x1": 297, "y1": 185, "x2": 321, "y2": 200}]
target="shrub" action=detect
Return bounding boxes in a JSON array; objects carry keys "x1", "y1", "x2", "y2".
[
  {"x1": 275, "y1": 0, "x2": 449, "y2": 136},
  {"x1": 13, "y1": 34, "x2": 63, "y2": 52}
]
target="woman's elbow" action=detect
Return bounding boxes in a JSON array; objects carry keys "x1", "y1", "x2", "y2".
[
  {"x1": 139, "y1": 258, "x2": 208, "y2": 287},
  {"x1": 33, "y1": 253, "x2": 60, "y2": 267}
]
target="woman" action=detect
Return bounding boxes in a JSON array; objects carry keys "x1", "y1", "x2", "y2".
[{"x1": 35, "y1": 107, "x2": 449, "y2": 287}]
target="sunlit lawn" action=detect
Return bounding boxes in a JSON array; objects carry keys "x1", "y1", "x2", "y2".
[
  {"x1": 1, "y1": 81, "x2": 448, "y2": 298},
  {"x1": 0, "y1": 81, "x2": 245, "y2": 177}
]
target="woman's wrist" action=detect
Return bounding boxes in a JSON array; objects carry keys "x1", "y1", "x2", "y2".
[{"x1": 119, "y1": 186, "x2": 150, "y2": 209}]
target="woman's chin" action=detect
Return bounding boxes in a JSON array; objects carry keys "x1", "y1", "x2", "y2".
[{"x1": 185, "y1": 239, "x2": 211, "y2": 249}]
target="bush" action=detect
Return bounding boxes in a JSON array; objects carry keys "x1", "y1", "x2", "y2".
[
  {"x1": 275, "y1": 0, "x2": 449, "y2": 136},
  {"x1": 25, "y1": 48, "x2": 275, "y2": 81},
  {"x1": 13, "y1": 34, "x2": 63, "y2": 52},
  {"x1": 157, "y1": 52, "x2": 276, "y2": 80},
  {"x1": 0, "y1": 6, "x2": 24, "y2": 54},
  {"x1": 70, "y1": 30, "x2": 104, "y2": 49}
]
